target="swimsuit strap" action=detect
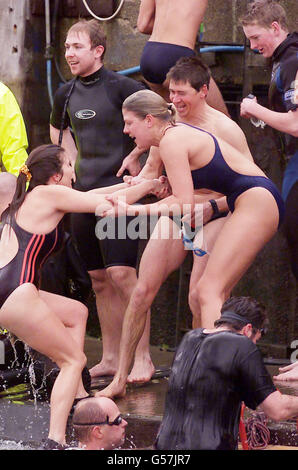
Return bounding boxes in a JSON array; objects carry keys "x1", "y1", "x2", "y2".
[{"x1": 179, "y1": 122, "x2": 219, "y2": 147}]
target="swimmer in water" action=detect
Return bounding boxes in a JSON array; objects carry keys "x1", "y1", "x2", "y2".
[{"x1": 72, "y1": 397, "x2": 127, "y2": 450}]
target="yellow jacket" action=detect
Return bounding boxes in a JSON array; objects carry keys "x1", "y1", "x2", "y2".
[{"x1": 0, "y1": 82, "x2": 28, "y2": 176}]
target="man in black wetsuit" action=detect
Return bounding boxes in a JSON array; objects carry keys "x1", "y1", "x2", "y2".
[
  {"x1": 156, "y1": 296, "x2": 298, "y2": 450},
  {"x1": 50, "y1": 19, "x2": 153, "y2": 382},
  {"x1": 240, "y1": 1, "x2": 298, "y2": 280}
]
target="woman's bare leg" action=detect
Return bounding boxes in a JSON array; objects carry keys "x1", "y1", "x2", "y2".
[
  {"x1": 0, "y1": 284, "x2": 87, "y2": 445},
  {"x1": 193, "y1": 189, "x2": 280, "y2": 328},
  {"x1": 39, "y1": 290, "x2": 89, "y2": 398},
  {"x1": 127, "y1": 216, "x2": 186, "y2": 383},
  {"x1": 189, "y1": 216, "x2": 229, "y2": 328},
  {"x1": 96, "y1": 216, "x2": 187, "y2": 396}
]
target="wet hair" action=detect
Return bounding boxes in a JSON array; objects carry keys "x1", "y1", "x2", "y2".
[
  {"x1": 2, "y1": 144, "x2": 64, "y2": 224},
  {"x1": 122, "y1": 89, "x2": 176, "y2": 124},
  {"x1": 72, "y1": 398, "x2": 109, "y2": 443},
  {"x1": 166, "y1": 56, "x2": 211, "y2": 91},
  {"x1": 214, "y1": 296, "x2": 268, "y2": 332},
  {"x1": 67, "y1": 19, "x2": 107, "y2": 58},
  {"x1": 239, "y1": 0, "x2": 288, "y2": 31}
]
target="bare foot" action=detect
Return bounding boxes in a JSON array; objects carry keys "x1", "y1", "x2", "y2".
[
  {"x1": 95, "y1": 378, "x2": 126, "y2": 398},
  {"x1": 89, "y1": 361, "x2": 117, "y2": 379},
  {"x1": 127, "y1": 357, "x2": 155, "y2": 383}
]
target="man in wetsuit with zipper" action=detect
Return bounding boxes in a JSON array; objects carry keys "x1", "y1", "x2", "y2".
[{"x1": 50, "y1": 19, "x2": 153, "y2": 383}]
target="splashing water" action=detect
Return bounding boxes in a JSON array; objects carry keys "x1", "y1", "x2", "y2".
[{"x1": 0, "y1": 439, "x2": 34, "y2": 450}]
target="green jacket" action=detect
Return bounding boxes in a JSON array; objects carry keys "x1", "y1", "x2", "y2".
[{"x1": 0, "y1": 82, "x2": 28, "y2": 175}]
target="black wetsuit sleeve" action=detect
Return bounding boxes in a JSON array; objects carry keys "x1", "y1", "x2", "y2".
[
  {"x1": 237, "y1": 343, "x2": 276, "y2": 410},
  {"x1": 50, "y1": 83, "x2": 72, "y2": 130},
  {"x1": 281, "y1": 55, "x2": 298, "y2": 112}
]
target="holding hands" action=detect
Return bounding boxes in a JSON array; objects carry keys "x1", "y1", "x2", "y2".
[{"x1": 124, "y1": 174, "x2": 172, "y2": 199}]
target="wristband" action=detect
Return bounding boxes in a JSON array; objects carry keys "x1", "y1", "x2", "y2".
[{"x1": 209, "y1": 199, "x2": 220, "y2": 217}]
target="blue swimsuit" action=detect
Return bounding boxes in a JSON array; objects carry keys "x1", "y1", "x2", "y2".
[
  {"x1": 185, "y1": 123, "x2": 285, "y2": 226},
  {"x1": 0, "y1": 217, "x2": 64, "y2": 308},
  {"x1": 140, "y1": 41, "x2": 196, "y2": 84}
]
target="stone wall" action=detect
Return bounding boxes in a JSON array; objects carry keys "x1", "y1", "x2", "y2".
[{"x1": 0, "y1": 0, "x2": 297, "y2": 355}]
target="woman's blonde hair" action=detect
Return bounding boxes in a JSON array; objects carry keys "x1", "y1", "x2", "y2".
[{"x1": 123, "y1": 89, "x2": 176, "y2": 124}]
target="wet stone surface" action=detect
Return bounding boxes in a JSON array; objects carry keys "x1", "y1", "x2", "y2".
[{"x1": 0, "y1": 337, "x2": 297, "y2": 450}]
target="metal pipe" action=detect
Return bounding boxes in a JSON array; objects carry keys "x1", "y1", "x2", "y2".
[{"x1": 44, "y1": 0, "x2": 53, "y2": 107}]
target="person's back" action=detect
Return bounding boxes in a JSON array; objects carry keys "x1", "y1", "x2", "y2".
[
  {"x1": 149, "y1": 0, "x2": 208, "y2": 49},
  {"x1": 156, "y1": 328, "x2": 274, "y2": 450}
]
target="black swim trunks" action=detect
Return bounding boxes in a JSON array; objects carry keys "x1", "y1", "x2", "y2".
[
  {"x1": 71, "y1": 213, "x2": 139, "y2": 271},
  {"x1": 140, "y1": 41, "x2": 196, "y2": 84}
]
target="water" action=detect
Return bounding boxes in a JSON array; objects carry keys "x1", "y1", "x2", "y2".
[
  {"x1": 0, "y1": 440, "x2": 34, "y2": 450},
  {"x1": 0, "y1": 335, "x2": 297, "y2": 450}
]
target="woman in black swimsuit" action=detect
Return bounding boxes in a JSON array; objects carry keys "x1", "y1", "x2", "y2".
[{"x1": 0, "y1": 143, "x2": 163, "y2": 448}]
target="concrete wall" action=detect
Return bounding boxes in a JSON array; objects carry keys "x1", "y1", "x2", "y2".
[
  {"x1": 0, "y1": 1, "x2": 28, "y2": 105},
  {"x1": 0, "y1": 0, "x2": 297, "y2": 355}
]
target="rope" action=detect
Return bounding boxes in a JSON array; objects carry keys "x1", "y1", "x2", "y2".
[
  {"x1": 81, "y1": 0, "x2": 125, "y2": 21},
  {"x1": 245, "y1": 413, "x2": 270, "y2": 450},
  {"x1": 239, "y1": 404, "x2": 271, "y2": 450}
]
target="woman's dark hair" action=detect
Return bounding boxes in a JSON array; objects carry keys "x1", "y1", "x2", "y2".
[
  {"x1": 3, "y1": 144, "x2": 64, "y2": 224},
  {"x1": 214, "y1": 296, "x2": 268, "y2": 331}
]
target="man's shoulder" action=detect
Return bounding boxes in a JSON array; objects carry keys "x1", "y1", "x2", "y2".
[
  {"x1": 205, "y1": 330, "x2": 257, "y2": 350},
  {"x1": 104, "y1": 68, "x2": 145, "y2": 89},
  {"x1": 53, "y1": 79, "x2": 76, "y2": 99}
]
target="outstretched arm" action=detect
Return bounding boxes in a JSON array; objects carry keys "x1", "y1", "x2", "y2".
[
  {"x1": 260, "y1": 390, "x2": 298, "y2": 421},
  {"x1": 39, "y1": 177, "x2": 164, "y2": 219}
]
